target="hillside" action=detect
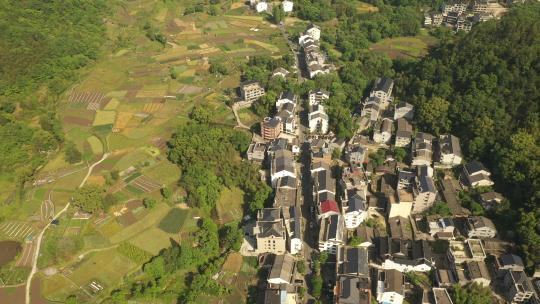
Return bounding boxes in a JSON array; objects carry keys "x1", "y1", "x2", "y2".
[{"x1": 399, "y1": 3, "x2": 540, "y2": 268}]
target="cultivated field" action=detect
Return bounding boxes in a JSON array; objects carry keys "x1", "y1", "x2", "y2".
[{"x1": 370, "y1": 31, "x2": 438, "y2": 59}]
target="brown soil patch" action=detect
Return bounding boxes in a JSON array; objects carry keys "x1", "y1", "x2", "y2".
[
  {"x1": 86, "y1": 175, "x2": 106, "y2": 186},
  {"x1": 0, "y1": 279, "x2": 46, "y2": 304},
  {"x1": 63, "y1": 116, "x2": 93, "y2": 126},
  {"x1": 0, "y1": 240, "x2": 22, "y2": 266},
  {"x1": 178, "y1": 85, "x2": 203, "y2": 94},
  {"x1": 117, "y1": 211, "x2": 137, "y2": 227},
  {"x1": 222, "y1": 252, "x2": 243, "y2": 273},
  {"x1": 126, "y1": 200, "x2": 144, "y2": 210}
]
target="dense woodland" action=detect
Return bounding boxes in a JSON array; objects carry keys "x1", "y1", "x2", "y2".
[
  {"x1": 292, "y1": 0, "x2": 539, "y2": 271},
  {"x1": 398, "y1": 4, "x2": 540, "y2": 269},
  {"x1": 0, "y1": 0, "x2": 107, "y2": 197}
]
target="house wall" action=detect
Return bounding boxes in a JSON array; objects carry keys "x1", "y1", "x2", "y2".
[
  {"x1": 257, "y1": 236, "x2": 286, "y2": 254},
  {"x1": 382, "y1": 259, "x2": 432, "y2": 273}
]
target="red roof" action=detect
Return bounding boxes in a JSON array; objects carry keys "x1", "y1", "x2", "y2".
[{"x1": 320, "y1": 200, "x2": 339, "y2": 214}]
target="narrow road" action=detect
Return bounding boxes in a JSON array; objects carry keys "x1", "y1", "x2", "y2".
[
  {"x1": 231, "y1": 104, "x2": 251, "y2": 130},
  {"x1": 25, "y1": 153, "x2": 109, "y2": 304}
]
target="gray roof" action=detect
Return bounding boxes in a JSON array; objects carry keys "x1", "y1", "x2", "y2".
[
  {"x1": 268, "y1": 254, "x2": 294, "y2": 283},
  {"x1": 280, "y1": 91, "x2": 295, "y2": 102},
  {"x1": 273, "y1": 149, "x2": 294, "y2": 174},
  {"x1": 418, "y1": 175, "x2": 436, "y2": 194},
  {"x1": 264, "y1": 116, "x2": 281, "y2": 128},
  {"x1": 307, "y1": 23, "x2": 320, "y2": 30},
  {"x1": 258, "y1": 221, "x2": 285, "y2": 238},
  {"x1": 440, "y1": 134, "x2": 462, "y2": 157},
  {"x1": 373, "y1": 77, "x2": 394, "y2": 94},
  {"x1": 259, "y1": 208, "x2": 281, "y2": 222},
  {"x1": 416, "y1": 132, "x2": 435, "y2": 142},
  {"x1": 466, "y1": 260, "x2": 491, "y2": 281},
  {"x1": 501, "y1": 254, "x2": 524, "y2": 268},
  {"x1": 267, "y1": 138, "x2": 288, "y2": 152},
  {"x1": 341, "y1": 247, "x2": 369, "y2": 276},
  {"x1": 310, "y1": 112, "x2": 329, "y2": 121},
  {"x1": 277, "y1": 176, "x2": 297, "y2": 189},
  {"x1": 291, "y1": 206, "x2": 301, "y2": 238},
  {"x1": 348, "y1": 193, "x2": 366, "y2": 212},
  {"x1": 384, "y1": 269, "x2": 404, "y2": 294},
  {"x1": 396, "y1": 118, "x2": 412, "y2": 132},
  {"x1": 465, "y1": 160, "x2": 489, "y2": 175},
  {"x1": 315, "y1": 169, "x2": 335, "y2": 193},
  {"x1": 469, "y1": 216, "x2": 496, "y2": 230},
  {"x1": 317, "y1": 191, "x2": 335, "y2": 203}
]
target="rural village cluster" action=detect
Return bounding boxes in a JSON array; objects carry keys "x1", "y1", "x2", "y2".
[{"x1": 231, "y1": 9, "x2": 537, "y2": 304}]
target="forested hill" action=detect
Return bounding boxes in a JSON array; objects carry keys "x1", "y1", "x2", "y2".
[
  {"x1": 0, "y1": 1, "x2": 107, "y2": 199},
  {"x1": 399, "y1": 3, "x2": 540, "y2": 268}
]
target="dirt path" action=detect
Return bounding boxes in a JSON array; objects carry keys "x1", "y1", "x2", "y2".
[
  {"x1": 231, "y1": 104, "x2": 251, "y2": 130},
  {"x1": 25, "y1": 153, "x2": 109, "y2": 304}
]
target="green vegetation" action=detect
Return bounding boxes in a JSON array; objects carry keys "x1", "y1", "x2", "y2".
[
  {"x1": 158, "y1": 208, "x2": 190, "y2": 234},
  {"x1": 452, "y1": 283, "x2": 493, "y2": 304},
  {"x1": 0, "y1": 0, "x2": 107, "y2": 200},
  {"x1": 425, "y1": 201, "x2": 452, "y2": 217},
  {"x1": 117, "y1": 242, "x2": 152, "y2": 264},
  {"x1": 398, "y1": 4, "x2": 540, "y2": 269},
  {"x1": 72, "y1": 185, "x2": 104, "y2": 213}
]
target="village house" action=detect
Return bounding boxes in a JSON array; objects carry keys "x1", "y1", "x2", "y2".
[
  {"x1": 428, "y1": 217, "x2": 456, "y2": 239},
  {"x1": 267, "y1": 254, "x2": 296, "y2": 285},
  {"x1": 432, "y1": 288, "x2": 453, "y2": 304},
  {"x1": 393, "y1": 102, "x2": 414, "y2": 120},
  {"x1": 379, "y1": 238, "x2": 434, "y2": 272},
  {"x1": 437, "y1": 134, "x2": 462, "y2": 167},
  {"x1": 343, "y1": 190, "x2": 368, "y2": 229},
  {"x1": 319, "y1": 214, "x2": 344, "y2": 254},
  {"x1": 356, "y1": 225, "x2": 376, "y2": 248},
  {"x1": 282, "y1": 0, "x2": 294, "y2": 12},
  {"x1": 435, "y1": 269, "x2": 458, "y2": 287},
  {"x1": 276, "y1": 91, "x2": 297, "y2": 109},
  {"x1": 254, "y1": 208, "x2": 287, "y2": 254},
  {"x1": 447, "y1": 239, "x2": 486, "y2": 264},
  {"x1": 411, "y1": 132, "x2": 435, "y2": 167},
  {"x1": 480, "y1": 191, "x2": 504, "y2": 210},
  {"x1": 261, "y1": 117, "x2": 282, "y2": 141},
  {"x1": 411, "y1": 166, "x2": 437, "y2": 214},
  {"x1": 334, "y1": 275, "x2": 371, "y2": 304},
  {"x1": 240, "y1": 80, "x2": 265, "y2": 103},
  {"x1": 370, "y1": 77, "x2": 394, "y2": 105},
  {"x1": 465, "y1": 260, "x2": 491, "y2": 287},
  {"x1": 267, "y1": 138, "x2": 288, "y2": 157},
  {"x1": 501, "y1": 269, "x2": 535, "y2": 303},
  {"x1": 337, "y1": 247, "x2": 370, "y2": 277},
  {"x1": 309, "y1": 88, "x2": 330, "y2": 106},
  {"x1": 376, "y1": 269, "x2": 405, "y2": 304},
  {"x1": 466, "y1": 216, "x2": 497, "y2": 238},
  {"x1": 270, "y1": 149, "x2": 296, "y2": 187},
  {"x1": 373, "y1": 118, "x2": 393, "y2": 145},
  {"x1": 276, "y1": 105, "x2": 296, "y2": 134},
  {"x1": 305, "y1": 23, "x2": 321, "y2": 41},
  {"x1": 462, "y1": 160, "x2": 495, "y2": 188},
  {"x1": 285, "y1": 207, "x2": 302, "y2": 255},
  {"x1": 247, "y1": 142, "x2": 266, "y2": 162},
  {"x1": 499, "y1": 254, "x2": 525, "y2": 272},
  {"x1": 308, "y1": 104, "x2": 329, "y2": 134},
  {"x1": 272, "y1": 67, "x2": 290, "y2": 78},
  {"x1": 388, "y1": 216, "x2": 413, "y2": 240},
  {"x1": 395, "y1": 118, "x2": 413, "y2": 148},
  {"x1": 442, "y1": 1, "x2": 467, "y2": 15}
]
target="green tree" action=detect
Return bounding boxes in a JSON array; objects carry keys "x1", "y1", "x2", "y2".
[
  {"x1": 393, "y1": 147, "x2": 407, "y2": 163},
  {"x1": 219, "y1": 222, "x2": 243, "y2": 251},
  {"x1": 452, "y1": 283, "x2": 493, "y2": 304},
  {"x1": 143, "y1": 197, "x2": 157, "y2": 209},
  {"x1": 311, "y1": 276, "x2": 323, "y2": 298},
  {"x1": 416, "y1": 96, "x2": 450, "y2": 135},
  {"x1": 189, "y1": 104, "x2": 214, "y2": 124},
  {"x1": 72, "y1": 185, "x2": 103, "y2": 213},
  {"x1": 64, "y1": 141, "x2": 82, "y2": 164},
  {"x1": 160, "y1": 187, "x2": 172, "y2": 199},
  {"x1": 272, "y1": 5, "x2": 285, "y2": 24}
]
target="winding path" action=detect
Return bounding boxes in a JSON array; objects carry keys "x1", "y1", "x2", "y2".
[{"x1": 25, "y1": 153, "x2": 109, "y2": 304}]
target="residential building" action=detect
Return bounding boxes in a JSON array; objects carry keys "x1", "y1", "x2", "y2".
[
  {"x1": 313, "y1": 166, "x2": 335, "y2": 194},
  {"x1": 256, "y1": 1, "x2": 268, "y2": 13},
  {"x1": 346, "y1": 145, "x2": 366, "y2": 165},
  {"x1": 267, "y1": 138, "x2": 288, "y2": 157},
  {"x1": 267, "y1": 254, "x2": 296, "y2": 285},
  {"x1": 376, "y1": 269, "x2": 405, "y2": 304},
  {"x1": 462, "y1": 160, "x2": 494, "y2": 188},
  {"x1": 255, "y1": 208, "x2": 287, "y2": 254},
  {"x1": 361, "y1": 101, "x2": 380, "y2": 123},
  {"x1": 432, "y1": 13, "x2": 444, "y2": 26},
  {"x1": 501, "y1": 270, "x2": 534, "y2": 303},
  {"x1": 447, "y1": 239, "x2": 486, "y2": 264},
  {"x1": 435, "y1": 269, "x2": 458, "y2": 287},
  {"x1": 247, "y1": 142, "x2": 266, "y2": 162},
  {"x1": 262, "y1": 117, "x2": 282, "y2": 140},
  {"x1": 264, "y1": 285, "x2": 298, "y2": 304},
  {"x1": 343, "y1": 190, "x2": 368, "y2": 229},
  {"x1": 306, "y1": 23, "x2": 321, "y2": 41},
  {"x1": 388, "y1": 216, "x2": 413, "y2": 241},
  {"x1": 433, "y1": 288, "x2": 454, "y2": 304},
  {"x1": 442, "y1": 1, "x2": 467, "y2": 15},
  {"x1": 308, "y1": 104, "x2": 329, "y2": 134},
  {"x1": 270, "y1": 149, "x2": 296, "y2": 187},
  {"x1": 276, "y1": 106, "x2": 296, "y2": 134},
  {"x1": 373, "y1": 118, "x2": 393, "y2": 145},
  {"x1": 499, "y1": 254, "x2": 525, "y2": 272},
  {"x1": 338, "y1": 247, "x2": 369, "y2": 278},
  {"x1": 240, "y1": 80, "x2": 265, "y2": 103},
  {"x1": 379, "y1": 238, "x2": 434, "y2": 272},
  {"x1": 335, "y1": 276, "x2": 371, "y2": 304},
  {"x1": 480, "y1": 191, "x2": 504, "y2": 210},
  {"x1": 282, "y1": 0, "x2": 294, "y2": 13},
  {"x1": 276, "y1": 91, "x2": 297, "y2": 109},
  {"x1": 466, "y1": 216, "x2": 497, "y2": 239},
  {"x1": 437, "y1": 135, "x2": 462, "y2": 167},
  {"x1": 309, "y1": 89, "x2": 330, "y2": 105},
  {"x1": 395, "y1": 118, "x2": 413, "y2": 148},
  {"x1": 272, "y1": 67, "x2": 290, "y2": 78},
  {"x1": 428, "y1": 217, "x2": 455, "y2": 239},
  {"x1": 412, "y1": 132, "x2": 434, "y2": 167},
  {"x1": 424, "y1": 13, "x2": 433, "y2": 26},
  {"x1": 412, "y1": 169, "x2": 437, "y2": 214},
  {"x1": 393, "y1": 102, "x2": 414, "y2": 120},
  {"x1": 318, "y1": 198, "x2": 340, "y2": 219},
  {"x1": 286, "y1": 207, "x2": 302, "y2": 255},
  {"x1": 370, "y1": 77, "x2": 394, "y2": 105},
  {"x1": 318, "y1": 214, "x2": 344, "y2": 254},
  {"x1": 356, "y1": 226, "x2": 375, "y2": 248},
  {"x1": 465, "y1": 260, "x2": 491, "y2": 287}
]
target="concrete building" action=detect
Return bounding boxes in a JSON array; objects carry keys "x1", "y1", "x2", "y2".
[
  {"x1": 319, "y1": 214, "x2": 344, "y2": 254},
  {"x1": 343, "y1": 190, "x2": 368, "y2": 229},
  {"x1": 308, "y1": 104, "x2": 329, "y2": 134},
  {"x1": 412, "y1": 132, "x2": 434, "y2": 167},
  {"x1": 240, "y1": 80, "x2": 265, "y2": 103},
  {"x1": 267, "y1": 254, "x2": 295, "y2": 285},
  {"x1": 276, "y1": 91, "x2": 297, "y2": 109},
  {"x1": 394, "y1": 102, "x2": 414, "y2": 120},
  {"x1": 501, "y1": 270, "x2": 534, "y2": 303},
  {"x1": 370, "y1": 77, "x2": 394, "y2": 105},
  {"x1": 463, "y1": 160, "x2": 494, "y2": 188},
  {"x1": 282, "y1": 0, "x2": 294, "y2": 12},
  {"x1": 437, "y1": 135, "x2": 462, "y2": 167},
  {"x1": 465, "y1": 260, "x2": 491, "y2": 287},
  {"x1": 466, "y1": 216, "x2": 497, "y2": 239},
  {"x1": 309, "y1": 89, "x2": 329, "y2": 105},
  {"x1": 261, "y1": 117, "x2": 282, "y2": 140},
  {"x1": 447, "y1": 239, "x2": 486, "y2": 264},
  {"x1": 395, "y1": 118, "x2": 413, "y2": 148},
  {"x1": 376, "y1": 269, "x2": 404, "y2": 304},
  {"x1": 305, "y1": 23, "x2": 321, "y2": 41},
  {"x1": 255, "y1": 208, "x2": 287, "y2": 254},
  {"x1": 412, "y1": 169, "x2": 437, "y2": 214},
  {"x1": 373, "y1": 118, "x2": 393, "y2": 145},
  {"x1": 499, "y1": 254, "x2": 525, "y2": 272},
  {"x1": 335, "y1": 276, "x2": 371, "y2": 304},
  {"x1": 270, "y1": 149, "x2": 296, "y2": 187},
  {"x1": 247, "y1": 142, "x2": 266, "y2": 162},
  {"x1": 380, "y1": 238, "x2": 434, "y2": 272}
]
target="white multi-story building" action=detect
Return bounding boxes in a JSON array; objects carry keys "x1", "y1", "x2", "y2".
[
  {"x1": 308, "y1": 104, "x2": 329, "y2": 134},
  {"x1": 343, "y1": 190, "x2": 368, "y2": 229},
  {"x1": 282, "y1": 0, "x2": 294, "y2": 12},
  {"x1": 373, "y1": 118, "x2": 393, "y2": 144},
  {"x1": 305, "y1": 23, "x2": 321, "y2": 41},
  {"x1": 437, "y1": 134, "x2": 462, "y2": 167},
  {"x1": 309, "y1": 89, "x2": 329, "y2": 106},
  {"x1": 318, "y1": 214, "x2": 344, "y2": 254}
]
